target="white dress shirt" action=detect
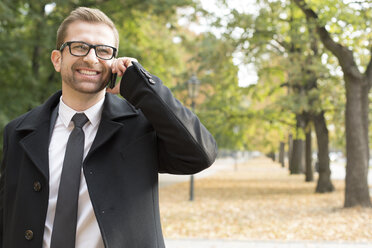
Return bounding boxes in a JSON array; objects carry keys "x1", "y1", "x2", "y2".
[{"x1": 43, "y1": 96, "x2": 105, "y2": 248}]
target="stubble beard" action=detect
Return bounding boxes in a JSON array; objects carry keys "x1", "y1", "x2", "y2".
[{"x1": 61, "y1": 59, "x2": 110, "y2": 95}]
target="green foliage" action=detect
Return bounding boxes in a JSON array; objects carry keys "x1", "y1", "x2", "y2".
[
  {"x1": 117, "y1": 11, "x2": 187, "y2": 85},
  {"x1": 293, "y1": 0, "x2": 372, "y2": 150},
  {"x1": 0, "y1": 0, "x2": 195, "y2": 157},
  {"x1": 176, "y1": 32, "x2": 245, "y2": 150},
  {"x1": 205, "y1": 0, "x2": 355, "y2": 153},
  {"x1": 303, "y1": 0, "x2": 372, "y2": 69},
  {"x1": 2, "y1": 0, "x2": 369, "y2": 158}
]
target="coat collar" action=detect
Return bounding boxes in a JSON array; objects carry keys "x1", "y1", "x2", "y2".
[
  {"x1": 15, "y1": 90, "x2": 138, "y2": 179},
  {"x1": 85, "y1": 93, "x2": 139, "y2": 160},
  {"x1": 16, "y1": 91, "x2": 62, "y2": 132},
  {"x1": 16, "y1": 91, "x2": 138, "y2": 131},
  {"x1": 101, "y1": 92, "x2": 139, "y2": 121},
  {"x1": 15, "y1": 91, "x2": 61, "y2": 180}
]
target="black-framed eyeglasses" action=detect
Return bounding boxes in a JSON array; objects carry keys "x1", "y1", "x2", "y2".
[{"x1": 60, "y1": 41, "x2": 117, "y2": 60}]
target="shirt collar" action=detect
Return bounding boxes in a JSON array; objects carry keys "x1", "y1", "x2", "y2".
[{"x1": 58, "y1": 96, "x2": 105, "y2": 128}]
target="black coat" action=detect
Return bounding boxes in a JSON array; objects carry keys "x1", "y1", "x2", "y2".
[{"x1": 0, "y1": 62, "x2": 217, "y2": 248}]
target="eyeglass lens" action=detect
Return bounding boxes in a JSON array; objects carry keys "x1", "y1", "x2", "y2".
[{"x1": 69, "y1": 42, "x2": 115, "y2": 60}]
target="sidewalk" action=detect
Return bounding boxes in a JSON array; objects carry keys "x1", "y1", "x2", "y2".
[
  {"x1": 159, "y1": 156, "x2": 372, "y2": 189},
  {"x1": 159, "y1": 156, "x2": 372, "y2": 248},
  {"x1": 165, "y1": 239, "x2": 372, "y2": 248},
  {"x1": 159, "y1": 157, "x2": 238, "y2": 188}
]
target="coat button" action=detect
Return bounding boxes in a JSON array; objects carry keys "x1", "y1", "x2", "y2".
[
  {"x1": 140, "y1": 68, "x2": 152, "y2": 79},
  {"x1": 33, "y1": 181, "x2": 42, "y2": 192},
  {"x1": 25, "y1": 230, "x2": 34, "y2": 240},
  {"x1": 144, "y1": 72, "x2": 152, "y2": 79}
]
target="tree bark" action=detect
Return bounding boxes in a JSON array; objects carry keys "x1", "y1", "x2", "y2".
[
  {"x1": 288, "y1": 133, "x2": 293, "y2": 172},
  {"x1": 267, "y1": 151, "x2": 275, "y2": 161},
  {"x1": 279, "y1": 141, "x2": 285, "y2": 168},
  {"x1": 313, "y1": 111, "x2": 334, "y2": 193},
  {"x1": 290, "y1": 139, "x2": 303, "y2": 174},
  {"x1": 344, "y1": 78, "x2": 371, "y2": 207},
  {"x1": 305, "y1": 128, "x2": 313, "y2": 182}
]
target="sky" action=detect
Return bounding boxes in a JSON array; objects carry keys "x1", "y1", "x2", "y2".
[{"x1": 197, "y1": 0, "x2": 259, "y2": 87}]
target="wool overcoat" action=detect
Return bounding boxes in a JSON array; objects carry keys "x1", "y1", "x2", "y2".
[{"x1": 0, "y1": 62, "x2": 217, "y2": 248}]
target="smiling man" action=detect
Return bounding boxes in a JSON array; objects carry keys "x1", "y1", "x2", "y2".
[{"x1": 0, "y1": 7, "x2": 217, "y2": 248}]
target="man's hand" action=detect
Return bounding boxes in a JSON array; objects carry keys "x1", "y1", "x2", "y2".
[{"x1": 106, "y1": 57, "x2": 138, "y2": 94}]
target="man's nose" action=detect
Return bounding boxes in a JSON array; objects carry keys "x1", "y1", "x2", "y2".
[{"x1": 83, "y1": 48, "x2": 99, "y2": 64}]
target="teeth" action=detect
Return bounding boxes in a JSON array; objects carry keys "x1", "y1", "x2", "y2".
[{"x1": 79, "y1": 70, "x2": 98, "y2": 75}]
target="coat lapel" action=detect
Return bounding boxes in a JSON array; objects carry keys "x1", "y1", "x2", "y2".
[
  {"x1": 15, "y1": 91, "x2": 137, "y2": 177},
  {"x1": 16, "y1": 91, "x2": 61, "y2": 180},
  {"x1": 85, "y1": 93, "x2": 139, "y2": 160}
]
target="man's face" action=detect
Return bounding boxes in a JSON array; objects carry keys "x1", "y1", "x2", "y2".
[{"x1": 52, "y1": 21, "x2": 116, "y2": 95}]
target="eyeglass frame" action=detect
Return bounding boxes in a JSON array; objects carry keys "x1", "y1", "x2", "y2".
[{"x1": 59, "y1": 41, "x2": 117, "y2": 60}]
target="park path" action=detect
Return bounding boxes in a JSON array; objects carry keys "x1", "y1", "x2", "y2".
[
  {"x1": 164, "y1": 239, "x2": 372, "y2": 248},
  {"x1": 159, "y1": 156, "x2": 372, "y2": 193},
  {"x1": 159, "y1": 157, "x2": 238, "y2": 188},
  {"x1": 160, "y1": 156, "x2": 372, "y2": 248}
]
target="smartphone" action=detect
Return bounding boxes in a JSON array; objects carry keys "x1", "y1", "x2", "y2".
[{"x1": 108, "y1": 73, "x2": 117, "y2": 89}]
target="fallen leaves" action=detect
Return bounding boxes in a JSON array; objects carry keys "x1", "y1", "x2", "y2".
[{"x1": 159, "y1": 157, "x2": 372, "y2": 241}]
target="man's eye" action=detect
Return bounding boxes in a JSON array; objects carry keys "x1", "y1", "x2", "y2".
[
  {"x1": 72, "y1": 44, "x2": 88, "y2": 51},
  {"x1": 97, "y1": 47, "x2": 110, "y2": 54}
]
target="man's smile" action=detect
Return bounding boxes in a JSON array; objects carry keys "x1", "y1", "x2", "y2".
[
  {"x1": 74, "y1": 67, "x2": 103, "y2": 80},
  {"x1": 78, "y1": 69, "x2": 99, "y2": 75}
]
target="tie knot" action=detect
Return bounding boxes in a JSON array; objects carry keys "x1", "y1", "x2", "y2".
[{"x1": 72, "y1": 113, "x2": 89, "y2": 128}]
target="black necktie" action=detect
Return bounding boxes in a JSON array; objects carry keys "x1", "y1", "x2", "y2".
[{"x1": 50, "y1": 113, "x2": 89, "y2": 248}]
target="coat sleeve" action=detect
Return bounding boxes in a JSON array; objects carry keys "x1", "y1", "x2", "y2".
[
  {"x1": 120, "y1": 62, "x2": 217, "y2": 174},
  {"x1": 0, "y1": 125, "x2": 9, "y2": 248}
]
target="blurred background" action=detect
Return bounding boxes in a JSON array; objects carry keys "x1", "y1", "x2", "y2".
[{"x1": 1, "y1": 0, "x2": 371, "y2": 246}]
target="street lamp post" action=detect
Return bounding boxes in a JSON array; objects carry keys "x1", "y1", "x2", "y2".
[{"x1": 187, "y1": 74, "x2": 200, "y2": 201}]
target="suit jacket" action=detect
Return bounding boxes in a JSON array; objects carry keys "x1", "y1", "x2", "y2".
[{"x1": 0, "y1": 62, "x2": 217, "y2": 248}]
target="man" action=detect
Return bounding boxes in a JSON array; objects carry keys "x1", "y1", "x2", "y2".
[{"x1": 0, "y1": 7, "x2": 217, "y2": 248}]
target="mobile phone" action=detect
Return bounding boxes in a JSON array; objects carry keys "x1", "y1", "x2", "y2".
[{"x1": 108, "y1": 73, "x2": 117, "y2": 89}]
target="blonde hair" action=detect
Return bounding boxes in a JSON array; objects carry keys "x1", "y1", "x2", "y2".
[{"x1": 56, "y1": 7, "x2": 119, "y2": 50}]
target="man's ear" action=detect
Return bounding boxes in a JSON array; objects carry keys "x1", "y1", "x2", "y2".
[{"x1": 51, "y1": 50, "x2": 62, "y2": 72}]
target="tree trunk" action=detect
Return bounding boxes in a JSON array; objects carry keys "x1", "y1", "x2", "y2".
[
  {"x1": 290, "y1": 139, "x2": 303, "y2": 174},
  {"x1": 279, "y1": 141, "x2": 285, "y2": 168},
  {"x1": 305, "y1": 129, "x2": 313, "y2": 182},
  {"x1": 313, "y1": 111, "x2": 334, "y2": 193},
  {"x1": 293, "y1": 0, "x2": 371, "y2": 207},
  {"x1": 30, "y1": 2, "x2": 46, "y2": 81},
  {"x1": 344, "y1": 79, "x2": 371, "y2": 207},
  {"x1": 288, "y1": 133, "x2": 293, "y2": 172},
  {"x1": 267, "y1": 151, "x2": 275, "y2": 161},
  {"x1": 361, "y1": 82, "x2": 370, "y2": 167}
]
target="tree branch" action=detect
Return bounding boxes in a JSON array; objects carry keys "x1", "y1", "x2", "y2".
[
  {"x1": 292, "y1": 0, "x2": 341, "y2": 56},
  {"x1": 267, "y1": 40, "x2": 286, "y2": 54},
  {"x1": 273, "y1": 38, "x2": 290, "y2": 51},
  {"x1": 292, "y1": 0, "x2": 362, "y2": 80}
]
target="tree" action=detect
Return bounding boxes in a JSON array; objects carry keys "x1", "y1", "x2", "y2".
[
  {"x1": 293, "y1": 0, "x2": 371, "y2": 207},
  {"x1": 213, "y1": 0, "x2": 336, "y2": 189}
]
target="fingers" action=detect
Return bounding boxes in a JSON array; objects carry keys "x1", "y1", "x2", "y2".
[
  {"x1": 106, "y1": 82, "x2": 120, "y2": 94},
  {"x1": 111, "y1": 57, "x2": 138, "y2": 77},
  {"x1": 107, "y1": 57, "x2": 138, "y2": 95}
]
